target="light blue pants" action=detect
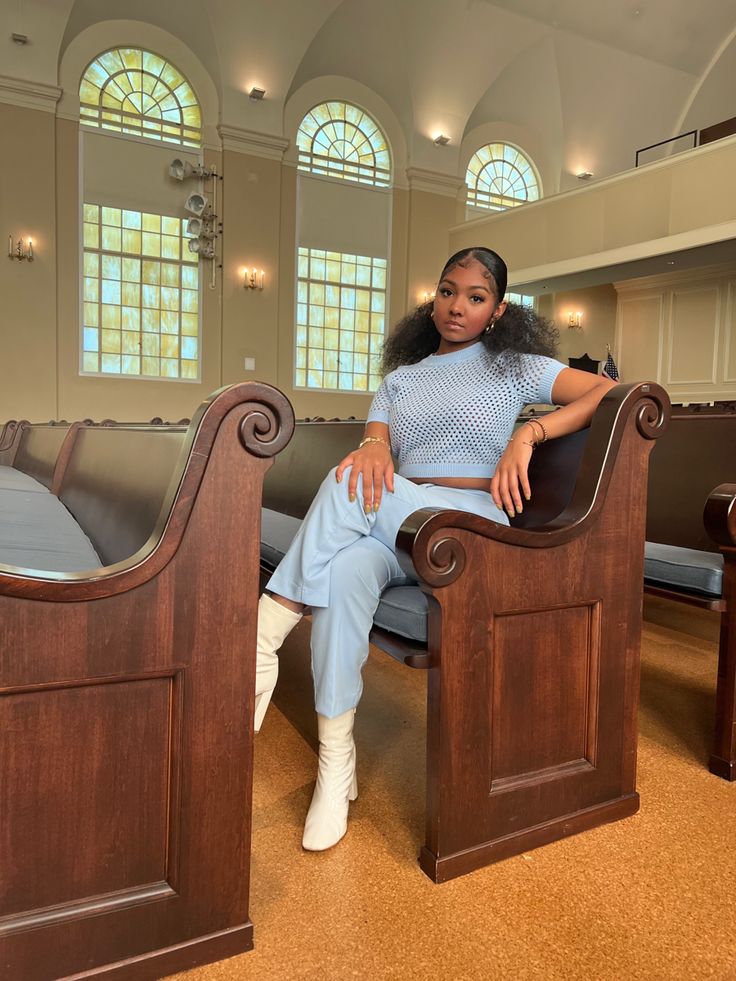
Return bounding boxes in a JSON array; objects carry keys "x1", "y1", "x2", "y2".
[{"x1": 267, "y1": 467, "x2": 507, "y2": 718}]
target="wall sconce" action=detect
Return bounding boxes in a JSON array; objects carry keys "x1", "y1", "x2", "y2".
[
  {"x1": 433, "y1": 134, "x2": 450, "y2": 146},
  {"x1": 8, "y1": 235, "x2": 34, "y2": 261},
  {"x1": 567, "y1": 311, "x2": 583, "y2": 330},
  {"x1": 421, "y1": 289, "x2": 436, "y2": 304},
  {"x1": 243, "y1": 268, "x2": 265, "y2": 291},
  {"x1": 249, "y1": 87, "x2": 266, "y2": 101}
]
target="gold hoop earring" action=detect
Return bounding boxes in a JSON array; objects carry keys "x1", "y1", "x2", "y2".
[{"x1": 484, "y1": 319, "x2": 496, "y2": 335}]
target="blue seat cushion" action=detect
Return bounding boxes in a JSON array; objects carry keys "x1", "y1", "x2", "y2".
[
  {"x1": 644, "y1": 541, "x2": 723, "y2": 599},
  {"x1": 0, "y1": 487, "x2": 101, "y2": 573},
  {"x1": 260, "y1": 508, "x2": 429, "y2": 643},
  {"x1": 0, "y1": 465, "x2": 50, "y2": 494}
]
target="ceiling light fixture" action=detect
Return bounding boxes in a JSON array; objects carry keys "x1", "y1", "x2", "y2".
[
  {"x1": 249, "y1": 87, "x2": 266, "y2": 101},
  {"x1": 433, "y1": 134, "x2": 450, "y2": 146},
  {"x1": 576, "y1": 171, "x2": 594, "y2": 180}
]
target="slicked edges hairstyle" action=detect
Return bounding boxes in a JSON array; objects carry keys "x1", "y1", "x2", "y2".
[{"x1": 381, "y1": 247, "x2": 558, "y2": 375}]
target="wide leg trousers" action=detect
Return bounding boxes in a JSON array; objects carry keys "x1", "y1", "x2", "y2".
[{"x1": 267, "y1": 467, "x2": 507, "y2": 717}]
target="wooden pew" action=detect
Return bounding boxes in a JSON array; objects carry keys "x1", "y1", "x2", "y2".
[
  {"x1": 261, "y1": 382, "x2": 670, "y2": 882},
  {"x1": 0, "y1": 382, "x2": 294, "y2": 980},
  {"x1": 643, "y1": 409, "x2": 736, "y2": 778}
]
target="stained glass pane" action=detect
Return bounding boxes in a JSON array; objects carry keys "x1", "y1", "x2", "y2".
[
  {"x1": 295, "y1": 247, "x2": 387, "y2": 392},
  {"x1": 297, "y1": 101, "x2": 391, "y2": 187},
  {"x1": 81, "y1": 202, "x2": 199, "y2": 380},
  {"x1": 466, "y1": 143, "x2": 540, "y2": 212},
  {"x1": 79, "y1": 48, "x2": 202, "y2": 147}
]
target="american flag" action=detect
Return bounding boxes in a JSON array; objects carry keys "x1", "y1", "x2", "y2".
[{"x1": 603, "y1": 349, "x2": 619, "y2": 381}]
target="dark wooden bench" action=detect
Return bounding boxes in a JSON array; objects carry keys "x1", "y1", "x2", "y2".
[
  {"x1": 260, "y1": 382, "x2": 670, "y2": 882},
  {"x1": 643, "y1": 410, "x2": 736, "y2": 779},
  {"x1": 0, "y1": 383, "x2": 294, "y2": 980}
]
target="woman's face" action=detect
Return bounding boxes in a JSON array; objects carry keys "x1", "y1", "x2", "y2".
[{"x1": 432, "y1": 259, "x2": 506, "y2": 353}]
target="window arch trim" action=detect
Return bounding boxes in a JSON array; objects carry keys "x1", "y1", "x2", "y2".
[
  {"x1": 79, "y1": 47, "x2": 202, "y2": 148},
  {"x1": 465, "y1": 141, "x2": 540, "y2": 212},
  {"x1": 297, "y1": 100, "x2": 392, "y2": 188}
]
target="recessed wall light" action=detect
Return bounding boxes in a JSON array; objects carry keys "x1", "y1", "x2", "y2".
[
  {"x1": 249, "y1": 87, "x2": 266, "y2": 100},
  {"x1": 433, "y1": 134, "x2": 450, "y2": 146}
]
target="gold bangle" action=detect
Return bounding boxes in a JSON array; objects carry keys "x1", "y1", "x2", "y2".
[
  {"x1": 532, "y1": 418, "x2": 549, "y2": 443},
  {"x1": 525, "y1": 419, "x2": 542, "y2": 445},
  {"x1": 358, "y1": 436, "x2": 390, "y2": 449},
  {"x1": 509, "y1": 437, "x2": 536, "y2": 450}
]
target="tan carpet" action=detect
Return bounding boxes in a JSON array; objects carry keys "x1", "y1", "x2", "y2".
[{"x1": 174, "y1": 596, "x2": 736, "y2": 981}]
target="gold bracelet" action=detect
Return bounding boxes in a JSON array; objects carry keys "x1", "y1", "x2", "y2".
[
  {"x1": 527, "y1": 418, "x2": 549, "y2": 444},
  {"x1": 509, "y1": 436, "x2": 536, "y2": 450},
  {"x1": 358, "y1": 435, "x2": 390, "y2": 449}
]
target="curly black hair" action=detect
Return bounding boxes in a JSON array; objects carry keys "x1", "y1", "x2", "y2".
[{"x1": 381, "y1": 301, "x2": 558, "y2": 374}]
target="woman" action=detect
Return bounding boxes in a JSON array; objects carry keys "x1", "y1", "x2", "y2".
[{"x1": 255, "y1": 247, "x2": 615, "y2": 852}]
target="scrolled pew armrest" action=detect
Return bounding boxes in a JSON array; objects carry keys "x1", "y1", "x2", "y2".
[
  {"x1": 704, "y1": 483, "x2": 736, "y2": 549},
  {"x1": 0, "y1": 382, "x2": 294, "y2": 601},
  {"x1": 396, "y1": 382, "x2": 670, "y2": 587}
]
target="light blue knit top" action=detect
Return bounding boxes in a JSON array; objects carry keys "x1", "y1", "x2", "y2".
[{"x1": 367, "y1": 342, "x2": 566, "y2": 478}]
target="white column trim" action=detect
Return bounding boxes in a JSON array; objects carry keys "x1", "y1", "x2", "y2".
[
  {"x1": 405, "y1": 167, "x2": 465, "y2": 198},
  {"x1": 0, "y1": 74, "x2": 62, "y2": 113},
  {"x1": 217, "y1": 125, "x2": 289, "y2": 161}
]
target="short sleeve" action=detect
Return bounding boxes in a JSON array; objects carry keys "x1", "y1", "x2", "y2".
[
  {"x1": 508, "y1": 354, "x2": 567, "y2": 405},
  {"x1": 367, "y1": 378, "x2": 391, "y2": 423}
]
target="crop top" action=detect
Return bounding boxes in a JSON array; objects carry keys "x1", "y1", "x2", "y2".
[{"x1": 366, "y1": 342, "x2": 566, "y2": 478}]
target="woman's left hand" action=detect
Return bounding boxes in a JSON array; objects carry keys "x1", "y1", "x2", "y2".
[{"x1": 490, "y1": 425, "x2": 535, "y2": 518}]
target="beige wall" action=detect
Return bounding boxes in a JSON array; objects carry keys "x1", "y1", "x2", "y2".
[
  {"x1": 448, "y1": 135, "x2": 736, "y2": 283},
  {"x1": 2, "y1": 97, "x2": 735, "y2": 423},
  {"x1": 0, "y1": 103, "x2": 58, "y2": 420},
  {"x1": 615, "y1": 263, "x2": 736, "y2": 401},
  {"x1": 548, "y1": 284, "x2": 618, "y2": 368}
]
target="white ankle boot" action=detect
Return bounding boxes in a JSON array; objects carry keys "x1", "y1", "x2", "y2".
[
  {"x1": 254, "y1": 594, "x2": 302, "y2": 731},
  {"x1": 302, "y1": 709, "x2": 358, "y2": 851}
]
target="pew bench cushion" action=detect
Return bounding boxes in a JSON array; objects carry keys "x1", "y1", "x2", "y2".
[
  {"x1": 261, "y1": 507, "x2": 429, "y2": 643},
  {"x1": 644, "y1": 541, "x2": 723, "y2": 598},
  {"x1": 0, "y1": 487, "x2": 101, "y2": 573},
  {"x1": 0, "y1": 465, "x2": 50, "y2": 494}
]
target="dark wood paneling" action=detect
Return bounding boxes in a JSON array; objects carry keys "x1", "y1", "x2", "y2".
[{"x1": 0, "y1": 677, "x2": 174, "y2": 920}]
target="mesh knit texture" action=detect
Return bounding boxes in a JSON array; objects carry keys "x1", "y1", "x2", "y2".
[{"x1": 367, "y1": 343, "x2": 565, "y2": 478}]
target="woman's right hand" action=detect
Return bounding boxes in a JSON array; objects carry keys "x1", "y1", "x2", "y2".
[{"x1": 335, "y1": 441, "x2": 394, "y2": 513}]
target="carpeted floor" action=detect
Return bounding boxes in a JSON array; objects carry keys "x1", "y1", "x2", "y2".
[{"x1": 173, "y1": 596, "x2": 736, "y2": 981}]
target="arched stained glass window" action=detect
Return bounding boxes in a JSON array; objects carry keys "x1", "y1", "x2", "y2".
[
  {"x1": 297, "y1": 102, "x2": 391, "y2": 187},
  {"x1": 79, "y1": 48, "x2": 201, "y2": 147},
  {"x1": 466, "y1": 143, "x2": 540, "y2": 212}
]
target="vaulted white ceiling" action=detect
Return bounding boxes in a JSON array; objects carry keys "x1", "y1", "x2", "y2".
[{"x1": 3, "y1": 0, "x2": 735, "y2": 187}]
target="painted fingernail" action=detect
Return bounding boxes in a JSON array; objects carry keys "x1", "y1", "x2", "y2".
[
  {"x1": 364, "y1": 505, "x2": 371, "y2": 514},
  {"x1": 336, "y1": 474, "x2": 342, "y2": 482},
  {"x1": 349, "y1": 493, "x2": 356, "y2": 502},
  {"x1": 373, "y1": 503, "x2": 380, "y2": 512},
  {"x1": 516, "y1": 506, "x2": 523, "y2": 514}
]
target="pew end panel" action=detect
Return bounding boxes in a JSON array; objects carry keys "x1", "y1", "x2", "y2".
[
  {"x1": 0, "y1": 384, "x2": 294, "y2": 980},
  {"x1": 395, "y1": 383, "x2": 669, "y2": 882},
  {"x1": 704, "y1": 483, "x2": 736, "y2": 779}
]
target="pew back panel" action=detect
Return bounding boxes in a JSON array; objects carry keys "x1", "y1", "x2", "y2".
[
  {"x1": 646, "y1": 411, "x2": 736, "y2": 553},
  {"x1": 58, "y1": 425, "x2": 188, "y2": 566}
]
